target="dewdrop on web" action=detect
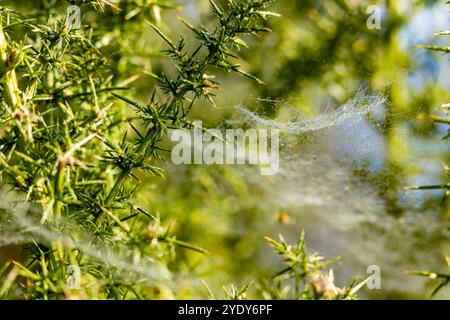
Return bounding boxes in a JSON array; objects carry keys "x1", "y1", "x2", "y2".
[{"x1": 170, "y1": 121, "x2": 280, "y2": 175}]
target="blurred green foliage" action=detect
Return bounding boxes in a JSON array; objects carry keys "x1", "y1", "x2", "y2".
[{"x1": 0, "y1": 0, "x2": 449, "y2": 299}]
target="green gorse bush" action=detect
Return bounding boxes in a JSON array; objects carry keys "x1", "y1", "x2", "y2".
[
  {"x1": 0, "y1": 0, "x2": 281, "y2": 299},
  {"x1": 0, "y1": 0, "x2": 447, "y2": 301},
  {"x1": 0, "y1": 0, "x2": 366, "y2": 300}
]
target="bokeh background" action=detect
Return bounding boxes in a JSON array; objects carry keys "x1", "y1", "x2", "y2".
[{"x1": 1, "y1": 0, "x2": 449, "y2": 299}]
